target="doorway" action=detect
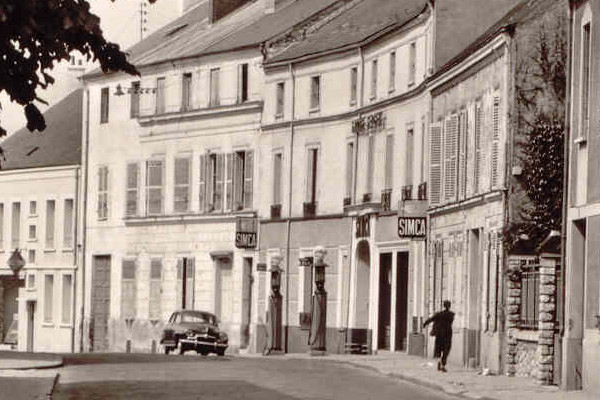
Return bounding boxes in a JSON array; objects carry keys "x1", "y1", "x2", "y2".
[
  {"x1": 92, "y1": 255, "x2": 111, "y2": 352},
  {"x1": 467, "y1": 229, "x2": 482, "y2": 367},
  {"x1": 395, "y1": 252, "x2": 409, "y2": 351},
  {"x1": 241, "y1": 258, "x2": 253, "y2": 349},
  {"x1": 27, "y1": 301, "x2": 36, "y2": 352},
  {"x1": 355, "y1": 240, "x2": 371, "y2": 330},
  {"x1": 378, "y1": 253, "x2": 392, "y2": 349},
  {"x1": 215, "y1": 257, "x2": 234, "y2": 322}
]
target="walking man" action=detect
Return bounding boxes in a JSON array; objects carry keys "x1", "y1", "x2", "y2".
[{"x1": 423, "y1": 300, "x2": 455, "y2": 372}]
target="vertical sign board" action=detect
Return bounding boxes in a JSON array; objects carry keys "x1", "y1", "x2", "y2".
[
  {"x1": 397, "y1": 217, "x2": 427, "y2": 238},
  {"x1": 236, "y1": 217, "x2": 258, "y2": 249}
]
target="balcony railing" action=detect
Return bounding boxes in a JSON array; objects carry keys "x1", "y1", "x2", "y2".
[
  {"x1": 401, "y1": 185, "x2": 413, "y2": 201},
  {"x1": 303, "y1": 202, "x2": 316, "y2": 218},
  {"x1": 362, "y1": 193, "x2": 372, "y2": 203},
  {"x1": 418, "y1": 182, "x2": 427, "y2": 201},
  {"x1": 381, "y1": 189, "x2": 392, "y2": 211}
]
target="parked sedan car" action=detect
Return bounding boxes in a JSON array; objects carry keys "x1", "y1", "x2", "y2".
[{"x1": 160, "y1": 310, "x2": 228, "y2": 356}]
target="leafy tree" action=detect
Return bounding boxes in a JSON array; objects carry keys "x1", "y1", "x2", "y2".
[
  {"x1": 504, "y1": 12, "x2": 567, "y2": 253},
  {"x1": 0, "y1": 0, "x2": 156, "y2": 140}
]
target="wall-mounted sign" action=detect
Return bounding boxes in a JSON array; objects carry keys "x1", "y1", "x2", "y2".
[
  {"x1": 397, "y1": 217, "x2": 427, "y2": 238},
  {"x1": 236, "y1": 217, "x2": 258, "y2": 249},
  {"x1": 356, "y1": 214, "x2": 370, "y2": 239},
  {"x1": 299, "y1": 257, "x2": 313, "y2": 267},
  {"x1": 256, "y1": 263, "x2": 267, "y2": 272},
  {"x1": 352, "y1": 111, "x2": 386, "y2": 135}
]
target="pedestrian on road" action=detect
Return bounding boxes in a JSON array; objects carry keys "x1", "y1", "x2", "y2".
[{"x1": 423, "y1": 300, "x2": 454, "y2": 372}]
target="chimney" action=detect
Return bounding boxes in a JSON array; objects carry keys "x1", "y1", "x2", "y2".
[{"x1": 264, "y1": 0, "x2": 275, "y2": 14}]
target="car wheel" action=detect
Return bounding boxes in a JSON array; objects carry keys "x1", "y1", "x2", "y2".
[
  {"x1": 164, "y1": 346, "x2": 172, "y2": 355},
  {"x1": 177, "y1": 340, "x2": 185, "y2": 355},
  {"x1": 216, "y1": 349, "x2": 225, "y2": 357}
]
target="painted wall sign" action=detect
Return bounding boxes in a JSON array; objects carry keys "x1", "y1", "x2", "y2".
[
  {"x1": 235, "y1": 217, "x2": 258, "y2": 249},
  {"x1": 356, "y1": 214, "x2": 370, "y2": 238},
  {"x1": 397, "y1": 217, "x2": 427, "y2": 238}
]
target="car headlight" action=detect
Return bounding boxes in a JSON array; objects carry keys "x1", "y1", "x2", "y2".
[{"x1": 219, "y1": 332, "x2": 228, "y2": 342}]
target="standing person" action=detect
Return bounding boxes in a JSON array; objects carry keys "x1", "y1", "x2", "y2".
[{"x1": 423, "y1": 300, "x2": 455, "y2": 372}]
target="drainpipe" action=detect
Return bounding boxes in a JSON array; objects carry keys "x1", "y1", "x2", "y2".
[
  {"x1": 70, "y1": 165, "x2": 80, "y2": 353},
  {"x1": 79, "y1": 85, "x2": 91, "y2": 353},
  {"x1": 284, "y1": 62, "x2": 296, "y2": 353}
]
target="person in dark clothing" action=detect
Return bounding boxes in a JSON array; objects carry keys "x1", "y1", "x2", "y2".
[{"x1": 423, "y1": 300, "x2": 455, "y2": 372}]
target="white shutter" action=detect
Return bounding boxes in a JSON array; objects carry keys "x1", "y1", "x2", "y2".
[
  {"x1": 491, "y1": 96, "x2": 501, "y2": 188},
  {"x1": 126, "y1": 163, "x2": 139, "y2": 217},
  {"x1": 444, "y1": 114, "x2": 459, "y2": 201},
  {"x1": 199, "y1": 154, "x2": 206, "y2": 212},
  {"x1": 225, "y1": 153, "x2": 233, "y2": 212},
  {"x1": 458, "y1": 110, "x2": 468, "y2": 200},
  {"x1": 474, "y1": 103, "x2": 483, "y2": 194},
  {"x1": 243, "y1": 150, "x2": 254, "y2": 210},
  {"x1": 429, "y1": 122, "x2": 443, "y2": 205},
  {"x1": 215, "y1": 153, "x2": 224, "y2": 212}
]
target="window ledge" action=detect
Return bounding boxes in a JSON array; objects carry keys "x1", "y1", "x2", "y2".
[
  {"x1": 62, "y1": 248, "x2": 74, "y2": 253},
  {"x1": 29, "y1": 214, "x2": 38, "y2": 218},
  {"x1": 275, "y1": 113, "x2": 284, "y2": 120},
  {"x1": 59, "y1": 323, "x2": 73, "y2": 329},
  {"x1": 41, "y1": 322, "x2": 54, "y2": 328},
  {"x1": 28, "y1": 238, "x2": 37, "y2": 243},
  {"x1": 124, "y1": 210, "x2": 257, "y2": 226},
  {"x1": 574, "y1": 136, "x2": 587, "y2": 145},
  {"x1": 43, "y1": 248, "x2": 56, "y2": 254}
]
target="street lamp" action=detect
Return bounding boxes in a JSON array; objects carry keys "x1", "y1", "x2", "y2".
[
  {"x1": 309, "y1": 246, "x2": 328, "y2": 354},
  {"x1": 266, "y1": 251, "x2": 284, "y2": 355},
  {"x1": 7, "y1": 249, "x2": 26, "y2": 277}
]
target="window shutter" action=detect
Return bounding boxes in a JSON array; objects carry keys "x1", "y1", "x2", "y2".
[
  {"x1": 225, "y1": 153, "x2": 233, "y2": 212},
  {"x1": 121, "y1": 259, "x2": 137, "y2": 319},
  {"x1": 244, "y1": 150, "x2": 254, "y2": 209},
  {"x1": 474, "y1": 103, "x2": 483, "y2": 194},
  {"x1": 444, "y1": 114, "x2": 459, "y2": 201},
  {"x1": 199, "y1": 154, "x2": 206, "y2": 212},
  {"x1": 458, "y1": 110, "x2": 468, "y2": 200},
  {"x1": 207, "y1": 155, "x2": 216, "y2": 211},
  {"x1": 186, "y1": 258, "x2": 195, "y2": 309},
  {"x1": 97, "y1": 168, "x2": 103, "y2": 218},
  {"x1": 346, "y1": 142, "x2": 355, "y2": 198},
  {"x1": 176, "y1": 258, "x2": 183, "y2": 308},
  {"x1": 149, "y1": 259, "x2": 162, "y2": 321},
  {"x1": 215, "y1": 153, "x2": 224, "y2": 212},
  {"x1": 126, "y1": 163, "x2": 139, "y2": 217},
  {"x1": 491, "y1": 96, "x2": 501, "y2": 188},
  {"x1": 146, "y1": 160, "x2": 164, "y2": 215},
  {"x1": 429, "y1": 122, "x2": 443, "y2": 205},
  {"x1": 174, "y1": 157, "x2": 191, "y2": 213}
]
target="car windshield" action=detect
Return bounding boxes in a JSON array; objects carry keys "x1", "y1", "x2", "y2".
[{"x1": 180, "y1": 312, "x2": 215, "y2": 325}]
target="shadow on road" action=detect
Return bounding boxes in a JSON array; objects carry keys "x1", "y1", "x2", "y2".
[{"x1": 53, "y1": 380, "x2": 300, "y2": 400}]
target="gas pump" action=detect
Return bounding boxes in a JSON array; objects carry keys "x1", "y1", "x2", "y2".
[{"x1": 265, "y1": 252, "x2": 283, "y2": 355}]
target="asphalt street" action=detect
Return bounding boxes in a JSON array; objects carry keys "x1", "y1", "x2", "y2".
[{"x1": 52, "y1": 353, "x2": 456, "y2": 400}]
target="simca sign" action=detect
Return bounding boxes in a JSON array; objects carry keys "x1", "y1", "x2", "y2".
[
  {"x1": 397, "y1": 217, "x2": 427, "y2": 238},
  {"x1": 235, "y1": 217, "x2": 258, "y2": 249}
]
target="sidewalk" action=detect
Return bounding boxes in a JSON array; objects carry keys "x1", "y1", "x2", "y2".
[
  {"x1": 0, "y1": 352, "x2": 62, "y2": 399},
  {"x1": 0, "y1": 351, "x2": 63, "y2": 370},
  {"x1": 248, "y1": 352, "x2": 597, "y2": 400}
]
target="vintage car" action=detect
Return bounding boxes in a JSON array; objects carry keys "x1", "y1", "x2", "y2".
[{"x1": 160, "y1": 310, "x2": 228, "y2": 356}]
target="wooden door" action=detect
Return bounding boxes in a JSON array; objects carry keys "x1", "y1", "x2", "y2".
[{"x1": 92, "y1": 256, "x2": 111, "y2": 352}]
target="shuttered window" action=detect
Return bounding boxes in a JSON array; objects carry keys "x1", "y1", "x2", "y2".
[
  {"x1": 366, "y1": 134, "x2": 374, "y2": 196},
  {"x1": 225, "y1": 153, "x2": 234, "y2": 212},
  {"x1": 346, "y1": 142, "x2": 355, "y2": 199},
  {"x1": 385, "y1": 134, "x2": 395, "y2": 190},
  {"x1": 97, "y1": 166, "x2": 109, "y2": 220},
  {"x1": 429, "y1": 122, "x2": 443, "y2": 205},
  {"x1": 207, "y1": 154, "x2": 217, "y2": 211},
  {"x1": 371, "y1": 59, "x2": 378, "y2": 100},
  {"x1": 11, "y1": 202, "x2": 21, "y2": 249},
  {"x1": 210, "y1": 68, "x2": 220, "y2": 106},
  {"x1": 243, "y1": 151, "x2": 254, "y2": 210},
  {"x1": 177, "y1": 258, "x2": 195, "y2": 309},
  {"x1": 199, "y1": 154, "x2": 207, "y2": 212},
  {"x1": 233, "y1": 151, "x2": 253, "y2": 211},
  {"x1": 182, "y1": 73, "x2": 192, "y2": 111},
  {"x1": 214, "y1": 154, "x2": 224, "y2": 212},
  {"x1": 63, "y1": 199, "x2": 74, "y2": 248},
  {"x1": 276, "y1": 82, "x2": 285, "y2": 117},
  {"x1": 273, "y1": 152, "x2": 283, "y2": 205},
  {"x1": 149, "y1": 259, "x2": 163, "y2": 321},
  {"x1": 444, "y1": 115, "x2": 459, "y2": 201},
  {"x1": 491, "y1": 96, "x2": 501, "y2": 188},
  {"x1": 121, "y1": 259, "x2": 137, "y2": 319},
  {"x1": 125, "y1": 163, "x2": 139, "y2": 217},
  {"x1": 146, "y1": 160, "x2": 164, "y2": 215},
  {"x1": 156, "y1": 77, "x2": 166, "y2": 114},
  {"x1": 474, "y1": 103, "x2": 483, "y2": 194},
  {"x1": 458, "y1": 110, "x2": 468, "y2": 199},
  {"x1": 45, "y1": 200, "x2": 55, "y2": 249},
  {"x1": 130, "y1": 81, "x2": 141, "y2": 118},
  {"x1": 310, "y1": 76, "x2": 320, "y2": 110},
  {"x1": 408, "y1": 42, "x2": 417, "y2": 85},
  {"x1": 174, "y1": 156, "x2": 191, "y2": 213}
]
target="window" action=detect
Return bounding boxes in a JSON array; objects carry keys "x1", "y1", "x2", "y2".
[
  {"x1": 350, "y1": 67, "x2": 358, "y2": 105},
  {"x1": 182, "y1": 73, "x2": 192, "y2": 111},
  {"x1": 177, "y1": 258, "x2": 195, "y2": 309},
  {"x1": 130, "y1": 81, "x2": 141, "y2": 118},
  {"x1": 233, "y1": 151, "x2": 254, "y2": 211},
  {"x1": 125, "y1": 163, "x2": 139, "y2": 217},
  {"x1": 174, "y1": 156, "x2": 191, "y2": 213},
  {"x1": 146, "y1": 159, "x2": 164, "y2": 215},
  {"x1": 239, "y1": 63, "x2": 249, "y2": 103},
  {"x1": 62, "y1": 275, "x2": 72, "y2": 324},
  {"x1": 273, "y1": 152, "x2": 283, "y2": 205},
  {"x1": 97, "y1": 166, "x2": 109, "y2": 220},
  {"x1": 306, "y1": 147, "x2": 319, "y2": 204},
  {"x1": 385, "y1": 134, "x2": 395, "y2": 190},
  {"x1": 474, "y1": 103, "x2": 483, "y2": 194},
  {"x1": 366, "y1": 134, "x2": 374, "y2": 196},
  {"x1": 12, "y1": 202, "x2": 20, "y2": 248},
  {"x1": 208, "y1": 153, "x2": 222, "y2": 212},
  {"x1": 28, "y1": 249, "x2": 36, "y2": 264},
  {"x1": 581, "y1": 23, "x2": 591, "y2": 140},
  {"x1": 408, "y1": 42, "x2": 417, "y2": 85},
  {"x1": 276, "y1": 82, "x2": 285, "y2": 117},
  {"x1": 29, "y1": 224, "x2": 37, "y2": 241},
  {"x1": 429, "y1": 122, "x2": 443, "y2": 205},
  {"x1": 156, "y1": 77, "x2": 166, "y2": 114},
  {"x1": 443, "y1": 115, "x2": 459, "y2": 201},
  {"x1": 389, "y1": 52, "x2": 396, "y2": 92},
  {"x1": 200, "y1": 151, "x2": 253, "y2": 213},
  {"x1": 45, "y1": 200, "x2": 55, "y2": 248},
  {"x1": 490, "y1": 95, "x2": 501, "y2": 188},
  {"x1": 371, "y1": 59, "x2": 378, "y2": 99},
  {"x1": 149, "y1": 259, "x2": 163, "y2": 321},
  {"x1": 458, "y1": 110, "x2": 468, "y2": 199},
  {"x1": 405, "y1": 126, "x2": 414, "y2": 188},
  {"x1": 0, "y1": 203, "x2": 4, "y2": 249},
  {"x1": 520, "y1": 264, "x2": 540, "y2": 330},
  {"x1": 210, "y1": 68, "x2": 220, "y2": 106},
  {"x1": 27, "y1": 272, "x2": 35, "y2": 289},
  {"x1": 63, "y1": 199, "x2": 74, "y2": 248},
  {"x1": 346, "y1": 141, "x2": 355, "y2": 201},
  {"x1": 121, "y1": 259, "x2": 137, "y2": 319},
  {"x1": 100, "y1": 87, "x2": 109, "y2": 123},
  {"x1": 29, "y1": 201, "x2": 37, "y2": 216},
  {"x1": 44, "y1": 274, "x2": 54, "y2": 323},
  {"x1": 310, "y1": 76, "x2": 321, "y2": 111}
]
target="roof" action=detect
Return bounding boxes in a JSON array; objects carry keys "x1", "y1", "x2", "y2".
[
  {"x1": 0, "y1": 89, "x2": 83, "y2": 171},
  {"x1": 86, "y1": 0, "x2": 342, "y2": 77},
  {"x1": 266, "y1": 0, "x2": 428, "y2": 64}
]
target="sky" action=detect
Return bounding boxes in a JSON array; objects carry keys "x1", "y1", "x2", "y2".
[{"x1": 0, "y1": 0, "x2": 184, "y2": 136}]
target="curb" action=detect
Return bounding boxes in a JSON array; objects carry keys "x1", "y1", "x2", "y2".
[
  {"x1": 0, "y1": 358, "x2": 64, "y2": 371},
  {"x1": 47, "y1": 373, "x2": 60, "y2": 400}
]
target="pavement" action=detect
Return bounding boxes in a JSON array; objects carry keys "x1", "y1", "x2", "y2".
[{"x1": 0, "y1": 352, "x2": 62, "y2": 400}]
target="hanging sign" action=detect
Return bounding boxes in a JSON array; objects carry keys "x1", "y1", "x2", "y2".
[
  {"x1": 397, "y1": 217, "x2": 427, "y2": 238},
  {"x1": 235, "y1": 217, "x2": 257, "y2": 249}
]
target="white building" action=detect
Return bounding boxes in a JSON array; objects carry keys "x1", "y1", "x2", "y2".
[{"x1": 0, "y1": 89, "x2": 83, "y2": 352}]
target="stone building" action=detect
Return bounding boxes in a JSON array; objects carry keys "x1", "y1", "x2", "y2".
[{"x1": 0, "y1": 89, "x2": 83, "y2": 352}]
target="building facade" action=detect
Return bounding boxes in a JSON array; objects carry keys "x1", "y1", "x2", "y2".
[{"x1": 0, "y1": 89, "x2": 83, "y2": 353}]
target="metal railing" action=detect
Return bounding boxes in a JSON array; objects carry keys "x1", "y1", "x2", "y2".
[{"x1": 520, "y1": 265, "x2": 540, "y2": 330}]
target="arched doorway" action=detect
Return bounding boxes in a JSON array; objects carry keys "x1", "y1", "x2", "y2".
[{"x1": 354, "y1": 240, "x2": 370, "y2": 329}]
